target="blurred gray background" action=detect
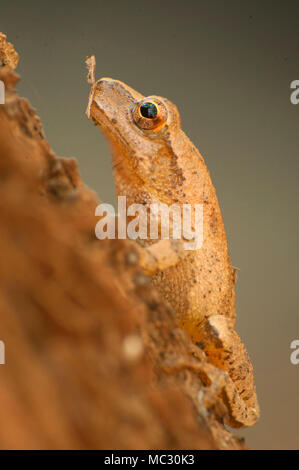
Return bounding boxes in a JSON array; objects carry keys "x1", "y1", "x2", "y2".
[{"x1": 2, "y1": 0, "x2": 298, "y2": 449}]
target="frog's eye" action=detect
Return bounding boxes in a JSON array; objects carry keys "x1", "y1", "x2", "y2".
[
  {"x1": 132, "y1": 98, "x2": 167, "y2": 132},
  {"x1": 140, "y1": 102, "x2": 158, "y2": 119}
]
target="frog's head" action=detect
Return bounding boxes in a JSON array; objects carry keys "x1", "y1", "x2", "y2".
[{"x1": 87, "y1": 77, "x2": 198, "y2": 204}]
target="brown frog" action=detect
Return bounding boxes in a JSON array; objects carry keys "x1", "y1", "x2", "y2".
[{"x1": 86, "y1": 56, "x2": 259, "y2": 427}]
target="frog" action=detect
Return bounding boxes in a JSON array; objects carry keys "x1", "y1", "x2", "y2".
[{"x1": 86, "y1": 56, "x2": 259, "y2": 428}]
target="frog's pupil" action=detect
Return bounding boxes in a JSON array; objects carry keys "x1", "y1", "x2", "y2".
[{"x1": 140, "y1": 102, "x2": 157, "y2": 119}]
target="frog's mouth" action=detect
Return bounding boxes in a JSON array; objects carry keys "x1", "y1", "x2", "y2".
[{"x1": 90, "y1": 100, "x2": 128, "y2": 151}]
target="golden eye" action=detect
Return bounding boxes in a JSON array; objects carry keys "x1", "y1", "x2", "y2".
[{"x1": 132, "y1": 98, "x2": 167, "y2": 132}]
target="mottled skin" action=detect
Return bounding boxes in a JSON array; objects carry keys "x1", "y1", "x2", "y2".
[{"x1": 86, "y1": 58, "x2": 259, "y2": 427}]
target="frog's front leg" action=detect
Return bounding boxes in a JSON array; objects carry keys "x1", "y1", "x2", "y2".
[{"x1": 191, "y1": 315, "x2": 260, "y2": 427}]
